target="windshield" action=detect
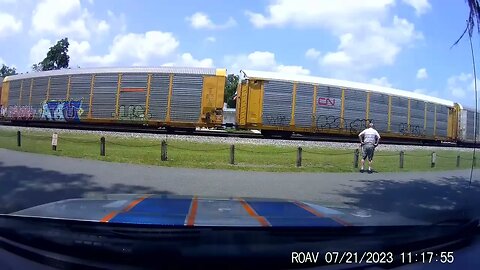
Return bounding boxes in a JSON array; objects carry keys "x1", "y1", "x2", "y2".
[{"x1": 0, "y1": 0, "x2": 479, "y2": 269}]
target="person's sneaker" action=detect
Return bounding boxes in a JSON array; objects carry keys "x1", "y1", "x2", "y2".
[
  {"x1": 360, "y1": 168, "x2": 364, "y2": 173},
  {"x1": 367, "y1": 169, "x2": 373, "y2": 174}
]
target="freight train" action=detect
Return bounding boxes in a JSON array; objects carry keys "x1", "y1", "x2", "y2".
[{"x1": 0, "y1": 67, "x2": 478, "y2": 144}]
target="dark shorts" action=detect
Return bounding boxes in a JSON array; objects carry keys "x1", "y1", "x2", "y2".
[{"x1": 362, "y1": 144, "x2": 375, "y2": 161}]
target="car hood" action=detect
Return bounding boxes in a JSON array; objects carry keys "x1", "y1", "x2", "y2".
[{"x1": 6, "y1": 194, "x2": 426, "y2": 227}]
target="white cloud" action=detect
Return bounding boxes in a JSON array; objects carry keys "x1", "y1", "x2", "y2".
[
  {"x1": 0, "y1": 12, "x2": 22, "y2": 38},
  {"x1": 246, "y1": 0, "x2": 422, "y2": 78},
  {"x1": 109, "y1": 32, "x2": 178, "y2": 63},
  {"x1": 370, "y1": 76, "x2": 392, "y2": 87},
  {"x1": 451, "y1": 88, "x2": 466, "y2": 98},
  {"x1": 69, "y1": 31, "x2": 179, "y2": 67},
  {"x1": 186, "y1": 12, "x2": 236, "y2": 30},
  {"x1": 29, "y1": 38, "x2": 54, "y2": 64},
  {"x1": 205, "y1": 36, "x2": 216, "y2": 43},
  {"x1": 70, "y1": 36, "x2": 212, "y2": 68},
  {"x1": 447, "y1": 73, "x2": 479, "y2": 99},
  {"x1": 322, "y1": 51, "x2": 351, "y2": 67},
  {"x1": 305, "y1": 48, "x2": 321, "y2": 60},
  {"x1": 320, "y1": 16, "x2": 422, "y2": 76},
  {"x1": 163, "y1": 53, "x2": 214, "y2": 68},
  {"x1": 416, "y1": 67, "x2": 428, "y2": 79},
  {"x1": 224, "y1": 50, "x2": 310, "y2": 75},
  {"x1": 69, "y1": 40, "x2": 91, "y2": 58},
  {"x1": 107, "y1": 10, "x2": 127, "y2": 33},
  {"x1": 402, "y1": 0, "x2": 431, "y2": 16},
  {"x1": 31, "y1": 0, "x2": 110, "y2": 39},
  {"x1": 97, "y1": 20, "x2": 110, "y2": 32},
  {"x1": 246, "y1": 51, "x2": 277, "y2": 68},
  {"x1": 246, "y1": 0, "x2": 395, "y2": 30},
  {"x1": 276, "y1": 65, "x2": 310, "y2": 75}
]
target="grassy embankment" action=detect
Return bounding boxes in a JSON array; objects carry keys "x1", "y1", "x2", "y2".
[{"x1": 0, "y1": 129, "x2": 475, "y2": 173}]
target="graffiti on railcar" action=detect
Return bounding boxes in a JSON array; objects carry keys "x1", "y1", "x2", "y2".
[
  {"x1": 314, "y1": 115, "x2": 343, "y2": 129},
  {"x1": 0, "y1": 106, "x2": 7, "y2": 117},
  {"x1": 312, "y1": 116, "x2": 425, "y2": 136},
  {"x1": 41, "y1": 99, "x2": 84, "y2": 122},
  {"x1": 349, "y1": 118, "x2": 373, "y2": 133},
  {"x1": 1, "y1": 105, "x2": 36, "y2": 120},
  {"x1": 311, "y1": 115, "x2": 375, "y2": 133},
  {"x1": 312, "y1": 115, "x2": 379, "y2": 134},
  {"x1": 112, "y1": 105, "x2": 151, "y2": 120},
  {"x1": 399, "y1": 123, "x2": 423, "y2": 136},
  {"x1": 264, "y1": 114, "x2": 288, "y2": 126}
]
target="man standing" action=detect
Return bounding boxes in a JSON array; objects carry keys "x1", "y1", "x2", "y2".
[{"x1": 358, "y1": 122, "x2": 381, "y2": 173}]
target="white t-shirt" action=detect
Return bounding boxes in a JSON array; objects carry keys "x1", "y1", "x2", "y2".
[{"x1": 359, "y1": 128, "x2": 380, "y2": 144}]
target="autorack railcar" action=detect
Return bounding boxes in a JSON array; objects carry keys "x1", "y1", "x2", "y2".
[
  {"x1": 236, "y1": 70, "x2": 463, "y2": 142},
  {"x1": 0, "y1": 67, "x2": 226, "y2": 130},
  {"x1": 457, "y1": 106, "x2": 480, "y2": 143}
]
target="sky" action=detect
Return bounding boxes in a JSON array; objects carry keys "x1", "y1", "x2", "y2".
[{"x1": 0, "y1": 0, "x2": 479, "y2": 107}]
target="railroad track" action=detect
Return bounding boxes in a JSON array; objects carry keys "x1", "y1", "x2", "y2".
[{"x1": 0, "y1": 120, "x2": 475, "y2": 148}]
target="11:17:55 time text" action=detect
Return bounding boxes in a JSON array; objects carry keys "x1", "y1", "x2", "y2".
[{"x1": 401, "y1": 252, "x2": 454, "y2": 264}]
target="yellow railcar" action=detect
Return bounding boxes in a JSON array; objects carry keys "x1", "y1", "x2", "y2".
[
  {"x1": 1, "y1": 67, "x2": 226, "y2": 129},
  {"x1": 237, "y1": 70, "x2": 459, "y2": 142}
]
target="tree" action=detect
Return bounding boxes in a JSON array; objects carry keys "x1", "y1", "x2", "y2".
[
  {"x1": 455, "y1": 0, "x2": 480, "y2": 45},
  {"x1": 462, "y1": 1, "x2": 480, "y2": 151},
  {"x1": 33, "y1": 38, "x2": 70, "y2": 71},
  {"x1": 31, "y1": 63, "x2": 42, "y2": 72},
  {"x1": 224, "y1": 74, "x2": 239, "y2": 108},
  {"x1": 0, "y1": 64, "x2": 17, "y2": 77}
]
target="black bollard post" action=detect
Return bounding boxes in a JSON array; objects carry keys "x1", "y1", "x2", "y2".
[
  {"x1": 399, "y1": 151, "x2": 404, "y2": 169},
  {"x1": 296, "y1": 147, "x2": 302, "y2": 167},
  {"x1": 17, "y1": 131, "x2": 21, "y2": 147},
  {"x1": 161, "y1": 140, "x2": 167, "y2": 161},
  {"x1": 354, "y1": 149, "x2": 359, "y2": 168},
  {"x1": 230, "y1": 144, "x2": 235, "y2": 165},
  {"x1": 100, "y1": 137, "x2": 105, "y2": 156},
  {"x1": 456, "y1": 155, "x2": 461, "y2": 168}
]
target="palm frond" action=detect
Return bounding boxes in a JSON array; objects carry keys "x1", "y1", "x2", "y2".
[{"x1": 453, "y1": 0, "x2": 480, "y2": 47}]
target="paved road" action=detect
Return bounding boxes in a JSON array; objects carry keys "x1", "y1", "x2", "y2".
[{"x1": 0, "y1": 149, "x2": 479, "y2": 223}]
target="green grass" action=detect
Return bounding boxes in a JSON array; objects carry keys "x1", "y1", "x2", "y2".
[{"x1": 0, "y1": 129, "x2": 475, "y2": 173}]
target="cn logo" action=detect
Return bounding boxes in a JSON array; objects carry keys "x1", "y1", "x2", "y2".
[{"x1": 318, "y1": 97, "x2": 336, "y2": 107}]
